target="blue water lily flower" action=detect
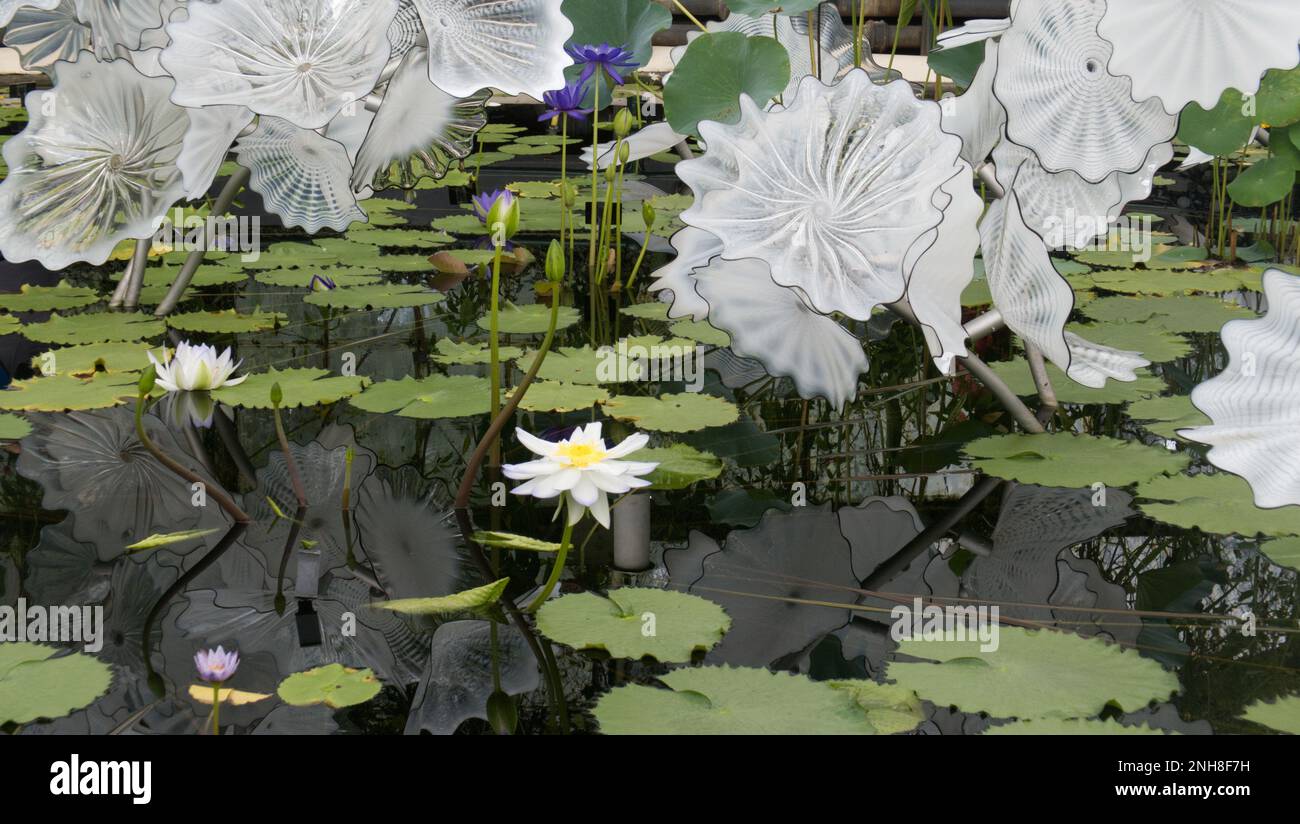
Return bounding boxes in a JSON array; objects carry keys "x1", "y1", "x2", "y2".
[
  {"x1": 539, "y1": 80, "x2": 594, "y2": 122},
  {"x1": 565, "y1": 43, "x2": 638, "y2": 86}
]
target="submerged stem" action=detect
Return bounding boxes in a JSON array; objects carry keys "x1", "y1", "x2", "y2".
[{"x1": 527, "y1": 518, "x2": 574, "y2": 613}]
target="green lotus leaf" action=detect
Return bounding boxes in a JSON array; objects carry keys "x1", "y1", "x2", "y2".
[
  {"x1": 1229, "y1": 155, "x2": 1297, "y2": 207},
  {"x1": 1134, "y1": 472, "x2": 1300, "y2": 538},
  {"x1": 432, "y1": 339, "x2": 524, "y2": 365},
  {"x1": 985, "y1": 359, "x2": 1166, "y2": 405},
  {"x1": 539, "y1": 588, "x2": 729, "y2": 662},
  {"x1": 665, "y1": 32, "x2": 791, "y2": 137},
  {"x1": 277, "y1": 664, "x2": 381, "y2": 709},
  {"x1": 509, "y1": 380, "x2": 608, "y2": 412},
  {"x1": 594, "y1": 666, "x2": 877, "y2": 734},
  {"x1": 477, "y1": 302, "x2": 581, "y2": 334},
  {"x1": 1241, "y1": 695, "x2": 1300, "y2": 734},
  {"x1": 1177, "y1": 89, "x2": 1256, "y2": 156},
  {"x1": 304, "y1": 284, "x2": 445, "y2": 310},
  {"x1": 1080, "y1": 295, "x2": 1254, "y2": 334},
  {"x1": 0, "y1": 644, "x2": 114, "y2": 725},
  {"x1": 471, "y1": 531, "x2": 561, "y2": 552},
  {"x1": 604, "y1": 392, "x2": 740, "y2": 432},
  {"x1": 963, "y1": 432, "x2": 1189, "y2": 488},
  {"x1": 1125, "y1": 395, "x2": 1211, "y2": 440},
  {"x1": 21, "y1": 312, "x2": 166, "y2": 345},
  {"x1": 887, "y1": 627, "x2": 1178, "y2": 719},
  {"x1": 638, "y1": 443, "x2": 723, "y2": 490},
  {"x1": 984, "y1": 719, "x2": 1176, "y2": 735},
  {"x1": 1067, "y1": 322, "x2": 1191, "y2": 363},
  {"x1": 1257, "y1": 66, "x2": 1300, "y2": 127},
  {"x1": 928, "y1": 40, "x2": 986, "y2": 88},
  {"x1": 1258, "y1": 536, "x2": 1300, "y2": 571},
  {"x1": 211, "y1": 367, "x2": 369, "y2": 409},
  {"x1": 0, "y1": 373, "x2": 141, "y2": 412},
  {"x1": 370, "y1": 578, "x2": 509, "y2": 616},
  {"x1": 0, "y1": 413, "x2": 32, "y2": 440},
  {"x1": 349, "y1": 374, "x2": 491, "y2": 418},
  {"x1": 165, "y1": 309, "x2": 286, "y2": 334},
  {"x1": 0, "y1": 282, "x2": 101, "y2": 313}
]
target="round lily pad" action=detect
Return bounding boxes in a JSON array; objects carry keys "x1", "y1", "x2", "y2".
[
  {"x1": 1135, "y1": 472, "x2": 1300, "y2": 538},
  {"x1": 538, "y1": 588, "x2": 730, "y2": 662},
  {"x1": 669, "y1": 319, "x2": 730, "y2": 346},
  {"x1": 277, "y1": 664, "x2": 381, "y2": 709},
  {"x1": 0, "y1": 283, "x2": 101, "y2": 313},
  {"x1": 346, "y1": 228, "x2": 453, "y2": 249},
  {"x1": 509, "y1": 380, "x2": 608, "y2": 412},
  {"x1": 21, "y1": 312, "x2": 166, "y2": 345},
  {"x1": 0, "y1": 373, "x2": 140, "y2": 412},
  {"x1": 477, "y1": 303, "x2": 581, "y2": 334},
  {"x1": 664, "y1": 31, "x2": 791, "y2": 137},
  {"x1": 1067, "y1": 321, "x2": 1191, "y2": 363},
  {"x1": 639, "y1": 443, "x2": 723, "y2": 490},
  {"x1": 0, "y1": 643, "x2": 113, "y2": 724},
  {"x1": 963, "y1": 432, "x2": 1189, "y2": 488},
  {"x1": 0, "y1": 413, "x2": 32, "y2": 440},
  {"x1": 210, "y1": 367, "x2": 369, "y2": 409},
  {"x1": 1240, "y1": 695, "x2": 1300, "y2": 734},
  {"x1": 603, "y1": 392, "x2": 742, "y2": 432},
  {"x1": 28, "y1": 343, "x2": 169, "y2": 377},
  {"x1": 620, "y1": 302, "x2": 671, "y2": 321},
  {"x1": 305, "y1": 284, "x2": 445, "y2": 310},
  {"x1": 1125, "y1": 395, "x2": 1211, "y2": 440},
  {"x1": 1081, "y1": 295, "x2": 1254, "y2": 334},
  {"x1": 985, "y1": 358, "x2": 1166, "y2": 405},
  {"x1": 349, "y1": 374, "x2": 490, "y2": 419},
  {"x1": 254, "y1": 268, "x2": 383, "y2": 288},
  {"x1": 165, "y1": 309, "x2": 287, "y2": 334},
  {"x1": 432, "y1": 339, "x2": 524, "y2": 365}
]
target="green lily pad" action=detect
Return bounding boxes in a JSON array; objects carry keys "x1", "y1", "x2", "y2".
[
  {"x1": 471, "y1": 531, "x2": 561, "y2": 552},
  {"x1": 1067, "y1": 322, "x2": 1191, "y2": 362},
  {"x1": 664, "y1": 31, "x2": 791, "y2": 137},
  {"x1": 509, "y1": 379, "x2": 608, "y2": 412},
  {"x1": 1258, "y1": 536, "x2": 1300, "y2": 571},
  {"x1": 432, "y1": 339, "x2": 523, "y2": 365},
  {"x1": 254, "y1": 268, "x2": 382, "y2": 288},
  {"x1": 0, "y1": 643, "x2": 113, "y2": 724},
  {"x1": 277, "y1": 664, "x2": 381, "y2": 709},
  {"x1": 477, "y1": 302, "x2": 581, "y2": 335},
  {"x1": 361, "y1": 198, "x2": 418, "y2": 227},
  {"x1": 515, "y1": 345, "x2": 632, "y2": 384},
  {"x1": 984, "y1": 719, "x2": 1176, "y2": 735},
  {"x1": 888, "y1": 627, "x2": 1178, "y2": 719},
  {"x1": 639, "y1": 443, "x2": 723, "y2": 490},
  {"x1": 724, "y1": 1, "x2": 824, "y2": 14},
  {"x1": 507, "y1": 181, "x2": 564, "y2": 199},
  {"x1": 370, "y1": 578, "x2": 510, "y2": 616},
  {"x1": 349, "y1": 374, "x2": 490, "y2": 418},
  {"x1": 112, "y1": 263, "x2": 248, "y2": 288},
  {"x1": 502, "y1": 143, "x2": 561, "y2": 156},
  {"x1": 21, "y1": 312, "x2": 166, "y2": 345},
  {"x1": 620, "y1": 301, "x2": 671, "y2": 321},
  {"x1": 210, "y1": 367, "x2": 369, "y2": 409},
  {"x1": 1241, "y1": 695, "x2": 1300, "y2": 734},
  {"x1": 0, "y1": 373, "x2": 141, "y2": 412},
  {"x1": 1080, "y1": 295, "x2": 1255, "y2": 334},
  {"x1": 165, "y1": 309, "x2": 287, "y2": 334},
  {"x1": 963, "y1": 432, "x2": 1189, "y2": 488},
  {"x1": 0, "y1": 413, "x2": 32, "y2": 440},
  {"x1": 0, "y1": 282, "x2": 101, "y2": 313},
  {"x1": 826, "y1": 681, "x2": 927, "y2": 734},
  {"x1": 241, "y1": 239, "x2": 378, "y2": 270},
  {"x1": 1125, "y1": 395, "x2": 1211, "y2": 440},
  {"x1": 1134, "y1": 472, "x2": 1300, "y2": 538},
  {"x1": 304, "y1": 284, "x2": 445, "y2": 310},
  {"x1": 346, "y1": 228, "x2": 453, "y2": 248},
  {"x1": 1086, "y1": 267, "x2": 1246, "y2": 296},
  {"x1": 669, "y1": 319, "x2": 729, "y2": 347},
  {"x1": 538, "y1": 588, "x2": 730, "y2": 662},
  {"x1": 594, "y1": 666, "x2": 877, "y2": 734},
  {"x1": 985, "y1": 358, "x2": 1166, "y2": 405},
  {"x1": 604, "y1": 392, "x2": 740, "y2": 432},
  {"x1": 28, "y1": 342, "x2": 169, "y2": 377}
]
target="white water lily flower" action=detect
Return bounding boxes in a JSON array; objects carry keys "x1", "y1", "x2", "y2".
[
  {"x1": 503, "y1": 423, "x2": 657, "y2": 529},
  {"x1": 148, "y1": 342, "x2": 248, "y2": 393}
]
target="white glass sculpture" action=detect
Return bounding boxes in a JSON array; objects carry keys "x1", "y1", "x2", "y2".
[
  {"x1": 1182, "y1": 269, "x2": 1300, "y2": 508},
  {"x1": 352, "y1": 46, "x2": 489, "y2": 192},
  {"x1": 0, "y1": 0, "x2": 58, "y2": 27},
  {"x1": 2, "y1": 0, "x2": 89, "y2": 74},
  {"x1": 1063, "y1": 333, "x2": 1150, "y2": 388},
  {"x1": 161, "y1": 0, "x2": 400, "y2": 130},
  {"x1": 994, "y1": 0, "x2": 1176, "y2": 183},
  {"x1": 939, "y1": 38, "x2": 1003, "y2": 167},
  {"x1": 234, "y1": 117, "x2": 366, "y2": 234},
  {"x1": 677, "y1": 71, "x2": 964, "y2": 323},
  {"x1": 692, "y1": 257, "x2": 869, "y2": 409},
  {"x1": 413, "y1": 0, "x2": 572, "y2": 99},
  {"x1": 648, "y1": 226, "x2": 722, "y2": 322},
  {"x1": 0, "y1": 51, "x2": 188, "y2": 269},
  {"x1": 1098, "y1": 0, "x2": 1300, "y2": 113},
  {"x1": 73, "y1": 0, "x2": 181, "y2": 57},
  {"x1": 388, "y1": 0, "x2": 425, "y2": 60}
]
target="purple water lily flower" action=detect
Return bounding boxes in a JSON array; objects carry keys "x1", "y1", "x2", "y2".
[
  {"x1": 472, "y1": 189, "x2": 515, "y2": 225},
  {"x1": 565, "y1": 43, "x2": 638, "y2": 86},
  {"x1": 539, "y1": 80, "x2": 594, "y2": 122},
  {"x1": 309, "y1": 274, "x2": 337, "y2": 291},
  {"x1": 194, "y1": 646, "x2": 239, "y2": 683}
]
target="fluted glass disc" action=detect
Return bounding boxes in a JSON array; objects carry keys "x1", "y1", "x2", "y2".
[
  {"x1": 0, "y1": 0, "x2": 59, "y2": 27},
  {"x1": 73, "y1": 0, "x2": 182, "y2": 56},
  {"x1": 235, "y1": 117, "x2": 366, "y2": 234},
  {"x1": 3, "y1": 1, "x2": 89, "y2": 75},
  {"x1": 648, "y1": 226, "x2": 722, "y2": 321}
]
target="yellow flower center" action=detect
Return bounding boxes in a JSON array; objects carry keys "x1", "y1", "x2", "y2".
[{"x1": 554, "y1": 442, "x2": 605, "y2": 468}]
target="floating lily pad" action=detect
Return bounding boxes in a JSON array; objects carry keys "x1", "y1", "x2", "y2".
[
  {"x1": 254, "y1": 268, "x2": 382, "y2": 288},
  {"x1": 826, "y1": 681, "x2": 927, "y2": 734},
  {"x1": 502, "y1": 143, "x2": 561, "y2": 156},
  {"x1": 346, "y1": 228, "x2": 453, "y2": 249},
  {"x1": 1134, "y1": 472, "x2": 1300, "y2": 538},
  {"x1": 604, "y1": 392, "x2": 740, "y2": 432},
  {"x1": 984, "y1": 719, "x2": 1175, "y2": 735},
  {"x1": 241, "y1": 240, "x2": 377, "y2": 271},
  {"x1": 28, "y1": 343, "x2": 169, "y2": 377},
  {"x1": 0, "y1": 373, "x2": 140, "y2": 412},
  {"x1": 669, "y1": 319, "x2": 730, "y2": 346},
  {"x1": 277, "y1": 664, "x2": 381, "y2": 709},
  {"x1": 1081, "y1": 295, "x2": 1254, "y2": 334},
  {"x1": 1086, "y1": 267, "x2": 1245, "y2": 296},
  {"x1": 639, "y1": 443, "x2": 723, "y2": 490},
  {"x1": 370, "y1": 579, "x2": 509, "y2": 616},
  {"x1": 165, "y1": 309, "x2": 287, "y2": 334},
  {"x1": 963, "y1": 432, "x2": 1189, "y2": 488},
  {"x1": 350, "y1": 374, "x2": 490, "y2": 419},
  {"x1": 305, "y1": 284, "x2": 445, "y2": 310},
  {"x1": 509, "y1": 380, "x2": 608, "y2": 412},
  {"x1": 985, "y1": 358, "x2": 1166, "y2": 405},
  {"x1": 432, "y1": 339, "x2": 524, "y2": 365},
  {"x1": 0, "y1": 413, "x2": 32, "y2": 440},
  {"x1": 594, "y1": 666, "x2": 876, "y2": 735},
  {"x1": 211, "y1": 367, "x2": 368, "y2": 409},
  {"x1": 0, "y1": 282, "x2": 101, "y2": 313},
  {"x1": 477, "y1": 302, "x2": 581, "y2": 335},
  {"x1": 538, "y1": 588, "x2": 730, "y2": 662},
  {"x1": 1067, "y1": 322, "x2": 1191, "y2": 363},
  {"x1": 516, "y1": 345, "x2": 629, "y2": 384},
  {"x1": 21, "y1": 312, "x2": 166, "y2": 345},
  {"x1": 112, "y1": 263, "x2": 248, "y2": 288},
  {"x1": 361, "y1": 198, "x2": 418, "y2": 227},
  {"x1": 1258, "y1": 536, "x2": 1300, "y2": 571},
  {"x1": 0, "y1": 643, "x2": 113, "y2": 724},
  {"x1": 187, "y1": 685, "x2": 271, "y2": 706},
  {"x1": 1125, "y1": 395, "x2": 1211, "y2": 440},
  {"x1": 887, "y1": 627, "x2": 1178, "y2": 719},
  {"x1": 507, "y1": 180, "x2": 564, "y2": 198},
  {"x1": 1240, "y1": 695, "x2": 1300, "y2": 734},
  {"x1": 620, "y1": 302, "x2": 671, "y2": 321}
]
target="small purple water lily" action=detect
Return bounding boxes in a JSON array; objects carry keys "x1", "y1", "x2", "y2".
[
  {"x1": 472, "y1": 189, "x2": 515, "y2": 225},
  {"x1": 565, "y1": 43, "x2": 638, "y2": 86},
  {"x1": 539, "y1": 80, "x2": 594, "y2": 122},
  {"x1": 309, "y1": 274, "x2": 337, "y2": 291},
  {"x1": 194, "y1": 646, "x2": 239, "y2": 684}
]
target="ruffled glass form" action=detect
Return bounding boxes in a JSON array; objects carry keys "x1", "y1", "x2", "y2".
[
  {"x1": 0, "y1": 51, "x2": 188, "y2": 268},
  {"x1": 352, "y1": 46, "x2": 489, "y2": 193},
  {"x1": 1183, "y1": 269, "x2": 1300, "y2": 508},
  {"x1": 161, "y1": 0, "x2": 400, "y2": 130},
  {"x1": 234, "y1": 117, "x2": 366, "y2": 234},
  {"x1": 413, "y1": 0, "x2": 572, "y2": 99},
  {"x1": 0, "y1": 0, "x2": 58, "y2": 27},
  {"x1": 73, "y1": 0, "x2": 181, "y2": 57},
  {"x1": 1099, "y1": 0, "x2": 1300, "y2": 113},
  {"x1": 994, "y1": 0, "x2": 1176, "y2": 183},
  {"x1": 2, "y1": 0, "x2": 89, "y2": 75}
]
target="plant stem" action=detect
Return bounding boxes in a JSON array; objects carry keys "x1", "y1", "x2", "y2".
[
  {"x1": 672, "y1": 0, "x2": 709, "y2": 33},
  {"x1": 489, "y1": 240, "x2": 504, "y2": 467},
  {"x1": 135, "y1": 396, "x2": 250, "y2": 523},
  {"x1": 272, "y1": 400, "x2": 308, "y2": 508},
  {"x1": 527, "y1": 519, "x2": 574, "y2": 612},
  {"x1": 211, "y1": 684, "x2": 221, "y2": 735}
]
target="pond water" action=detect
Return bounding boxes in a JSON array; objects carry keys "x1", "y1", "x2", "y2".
[{"x1": 1, "y1": 40, "x2": 1299, "y2": 734}]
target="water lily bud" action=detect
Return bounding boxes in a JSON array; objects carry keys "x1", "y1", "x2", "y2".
[
  {"x1": 642, "y1": 201, "x2": 656, "y2": 229},
  {"x1": 605, "y1": 163, "x2": 616, "y2": 183},
  {"x1": 270, "y1": 381, "x2": 283, "y2": 407},
  {"x1": 618, "y1": 141, "x2": 631, "y2": 165},
  {"x1": 486, "y1": 689, "x2": 518, "y2": 735},
  {"x1": 613, "y1": 107, "x2": 634, "y2": 138},
  {"x1": 138, "y1": 364, "x2": 157, "y2": 397},
  {"x1": 487, "y1": 191, "x2": 520, "y2": 242},
  {"x1": 545, "y1": 239, "x2": 565, "y2": 283}
]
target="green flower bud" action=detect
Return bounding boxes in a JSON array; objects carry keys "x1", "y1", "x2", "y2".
[
  {"x1": 486, "y1": 689, "x2": 518, "y2": 735},
  {"x1": 545, "y1": 239, "x2": 565, "y2": 283},
  {"x1": 605, "y1": 163, "x2": 617, "y2": 182},
  {"x1": 618, "y1": 141, "x2": 631, "y2": 164},
  {"x1": 138, "y1": 364, "x2": 157, "y2": 397},
  {"x1": 642, "y1": 201, "x2": 656, "y2": 229},
  {"x1": 270, "y1": 381, "x2": 283, "y2": 407},
  {"x1": 487, "y1": 192, "x2": 520, "y2": 244},
  {"x1": 613, "y1": 107, "x2": 634, "y2": 138}
]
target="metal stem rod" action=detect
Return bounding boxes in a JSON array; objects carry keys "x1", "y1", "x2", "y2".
[{"x1": 155, "y1": 166, "x2": 251, "y2": 317}]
